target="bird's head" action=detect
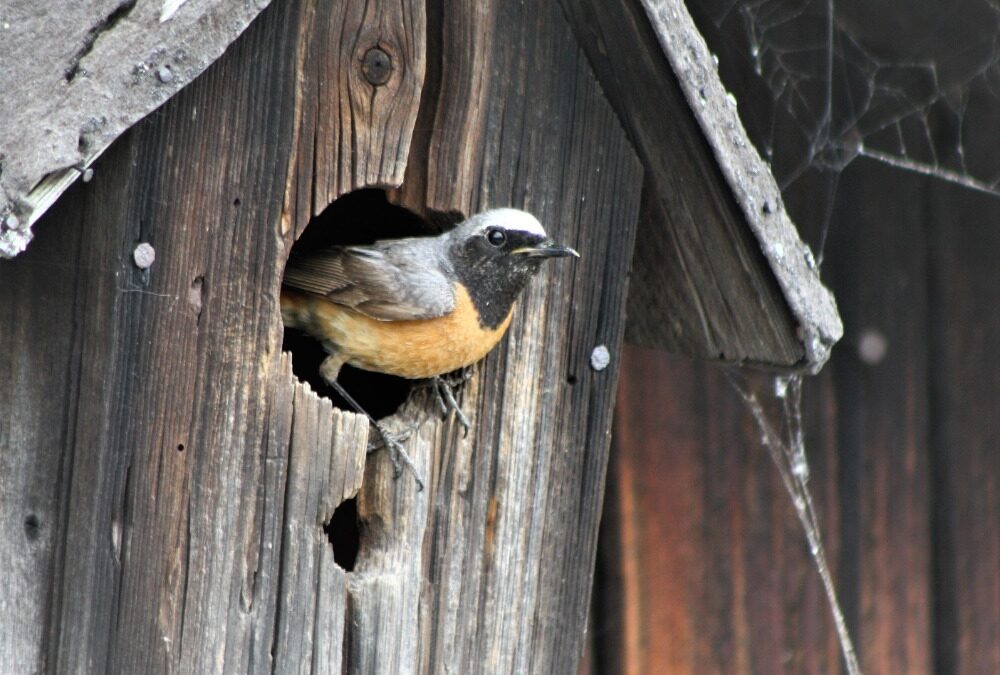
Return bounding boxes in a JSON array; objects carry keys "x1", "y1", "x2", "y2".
[
  {"x1": 449, "y1": 207, "x2": 578, "y2": 268},
  {"x1": 446, "y1": 208, "x2": 579, "y2": 328}
]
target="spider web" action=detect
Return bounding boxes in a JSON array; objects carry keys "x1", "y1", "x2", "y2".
[
  {"x1": 687, "y1": 2, "x2": 1000, "y2": 673},
  {"x1": 695, "y1": 0, "x2": 1000, "y2": 258}
]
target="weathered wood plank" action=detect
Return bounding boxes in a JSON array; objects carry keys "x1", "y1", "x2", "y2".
[
  {"x1": 0, "y1": 0, "x2": 276, "y2": 256},
  {"x1": 390, "y1": 1, "x2": 643, "y2": 672},
  {"x1": 927, "y1": 178, "x2": 1000, "y2": 675},
  {"x1": 0, "y1": 182, "x2": 99, "y2": 674},
  {"x1": 285, "y1": 0, "x2": 426, "y2": 236},
  {"x1": 2, "y1": 1, "x2": 637, "y2": 674},
  {"x1": 266, "y1": 356, "x2": 369, "y2": 675},
  {"x1": 824, "y1": 160, "x2": 935, "y2": 675},
  {"x1": 560, "y1": 0, "x2": 841, "y2": 371}
]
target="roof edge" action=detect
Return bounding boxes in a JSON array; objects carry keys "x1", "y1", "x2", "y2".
[{"x1": 638, "y1": 0, "x2": 843, "y2": 371}]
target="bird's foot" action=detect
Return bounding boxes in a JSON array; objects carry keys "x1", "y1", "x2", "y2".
[
  {"x1": 367, "y1": 425, "x2": 425, "y2": 491},
  {"x1": 428, "y1": 371, "x2": 472, "y2": 436},
  {"x1": 326, "y1": 377, "x2": 425, "y2": 490}
]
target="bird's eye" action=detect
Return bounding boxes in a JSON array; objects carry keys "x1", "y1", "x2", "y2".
[{"x1": 486, "y1": 227, "x2": 506, "y2": 247}]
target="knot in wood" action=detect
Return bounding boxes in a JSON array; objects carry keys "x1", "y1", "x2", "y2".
[{"x1": 362, "y1": 47, "x2": 393, "y2": 86}]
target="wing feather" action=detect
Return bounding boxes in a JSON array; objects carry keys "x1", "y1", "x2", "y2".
[{"x1": 282, "y1": 242, "x2": 455, "y2": 321}]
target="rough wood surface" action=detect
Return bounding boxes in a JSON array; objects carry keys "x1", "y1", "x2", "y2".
[
  {"x1": 285, "y1": 0, "x2": 426, "y2": 233},
  {"x1": 390, "y1": 1, "x2": 644, "y2": 671},
  {"x1": 561, "y1": 0, "x2": 842, "y2": 371},
  {"x1": 263, "y1": 357, "x2": 369, "y2": 675},
  {"x1": 0, "y1": 0, "x2": 274, "y2": 257},
  {"x1": 0, "y1": 0, "x2": 640, "y2": 672},
  {"x1": 926, "y1": 176, "x2": 1000, "y2": 675}
]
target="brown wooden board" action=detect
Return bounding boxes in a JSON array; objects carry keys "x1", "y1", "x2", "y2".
[
  {"x1": 0, "y1": 0, "x2": 641, "y2": 672},
  {"x1": 822, "y1": 160, "x2": 935, "y2": 674},
  {"x1": 593, "y1": 347, "x2": 845, "y2": 673},
  {"x1": 590, "y1": 158, "x2": 1000, "y2": 673},
  {"x1": 927, "y1": 176, "x2": 1000, "y2": 675}
]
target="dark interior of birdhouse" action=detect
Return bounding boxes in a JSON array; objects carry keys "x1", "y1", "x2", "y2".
[{"x1": 281, "y1": 188, "x2": 437, "y2": 420}]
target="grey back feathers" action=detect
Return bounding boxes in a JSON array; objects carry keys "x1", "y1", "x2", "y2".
[
  {"x1": 283, "y1": 236, "x2": 456, "y2": 321},
  {"x1": 282, "y1": 208, "x2": 551, "y2": 324}
]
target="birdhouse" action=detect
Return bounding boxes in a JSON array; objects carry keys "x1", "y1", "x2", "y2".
[{"x1": 0, "y1": 0, "x2": 840, "y2": 672}]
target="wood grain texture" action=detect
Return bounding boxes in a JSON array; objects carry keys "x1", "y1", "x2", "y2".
[
  {"x1": 286, "y1": 0, "x2": 426, "y2": 236},
  {"x1": 560, "y1": 0, "x2": 841, "y2": 371},
  {"x1": 265, "y1": 356, "x2": 369, "y2": 675},
  {"x1": 390, "y1": 1, "x2": 644, "y2": 671},
  {"x1": 594, "y1": 347, "x2": 845, "y2": 674},
  {"x1": 0, "y1": 0, "x2": 639, "y2": 672},
  {"x1": 927, "y1": 177, "x2": 1000, "y2": 675}
]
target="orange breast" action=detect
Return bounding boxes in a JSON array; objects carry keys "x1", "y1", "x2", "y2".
[{"x1": 282, "y1": 284, "x2": 514, "y2": 379}]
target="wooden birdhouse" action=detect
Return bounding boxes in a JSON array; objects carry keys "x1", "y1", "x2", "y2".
[{"x1": 0, "y1": 0, "x2": 840, "y2": 672}]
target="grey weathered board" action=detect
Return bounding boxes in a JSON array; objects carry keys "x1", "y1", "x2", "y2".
[
  {"x1": 0, "y1": 0, "x2": 274, "y2": 256},
  {"x1": 0, "y1": 0, "x2": 640, "y2": 673},
  {"x1": 561, "y1": 0, "x2": 841, "y2": 371}
]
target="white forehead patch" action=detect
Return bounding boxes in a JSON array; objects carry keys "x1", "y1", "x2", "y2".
[{"x1": 481, "y1": 208, "x2": 547, "y2": 237}]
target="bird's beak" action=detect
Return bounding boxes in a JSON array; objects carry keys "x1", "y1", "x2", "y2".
[{"x1": 511, "y1": 240, "x2": 580, "y2": 259}]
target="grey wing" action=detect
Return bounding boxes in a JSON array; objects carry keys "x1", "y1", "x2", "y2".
[{"x1": 282, "y1": 243, "x2": 456, "y2": 321}]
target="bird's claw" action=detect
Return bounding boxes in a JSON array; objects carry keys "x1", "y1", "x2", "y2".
[
  {"x1": 367, "y1": 426, "x2": 424, "y2": 491},
  {"x1": 431, "y1": 374, "x2": 471, "y2": 436}
]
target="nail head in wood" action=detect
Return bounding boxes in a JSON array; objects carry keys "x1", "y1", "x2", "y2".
[
  {"x1": 362, "y1": 47, "x2": 393, "y2": 86},
  {"x1": 133, "y1": 242, "x2": 156, "y2": 269},
  {"x1": 590, "y1": 345, "x2": 611, "y2": 371}
]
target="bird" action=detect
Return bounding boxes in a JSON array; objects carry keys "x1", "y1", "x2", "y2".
[{"x1": 280, "y1": 208, "x2": 579, "y2": 489}]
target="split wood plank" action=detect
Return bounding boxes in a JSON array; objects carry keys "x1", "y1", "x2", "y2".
[
  {"x1": 388, "y1": 0, "x2": 644, "y2": 671},
  {"x1": 285, "y1": 0, "x2": 426, "y2": 237}
]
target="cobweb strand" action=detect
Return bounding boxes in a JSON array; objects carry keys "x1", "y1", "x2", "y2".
[{"x1": 727, "y1": 372, "x2": 863, "y2": 675}]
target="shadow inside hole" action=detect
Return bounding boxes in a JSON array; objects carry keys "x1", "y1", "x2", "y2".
[
  {"x1": 291, "y1": 188, "x2": 444, "y2": 248},
  {"x1": 324, "y1": 497, "x2": 360, "y2": 572},
  {"x1": 282, "y1": 327, "x2": 410, "y2": 419},
  {"x1": 282, "y1": 188, "x2": 442, "y2": 419}
]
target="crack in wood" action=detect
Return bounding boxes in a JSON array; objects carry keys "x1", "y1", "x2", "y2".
[{"x1": 64, "y1": 0, "x2": 139, "y2": 82}]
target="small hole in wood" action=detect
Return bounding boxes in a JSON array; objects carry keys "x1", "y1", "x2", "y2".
[
  {"x1": 24, "y1": 514, "x2": 41, "y2": 541},
  {"x1": 567, "y1": 374, "x2": 578, "y2": 385},
  {"x1": 232, "y1": 197, "x2": 241, "y2": 207},
  {"x1": 282, "y1": 189, "x2": 436, "y2": 420},
  {"x1": 176, "y1": 443, "x2": 185, "y2": 452},
  {"x1": 324, "y1": 497, "x2": 360, "y2": 571}
]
